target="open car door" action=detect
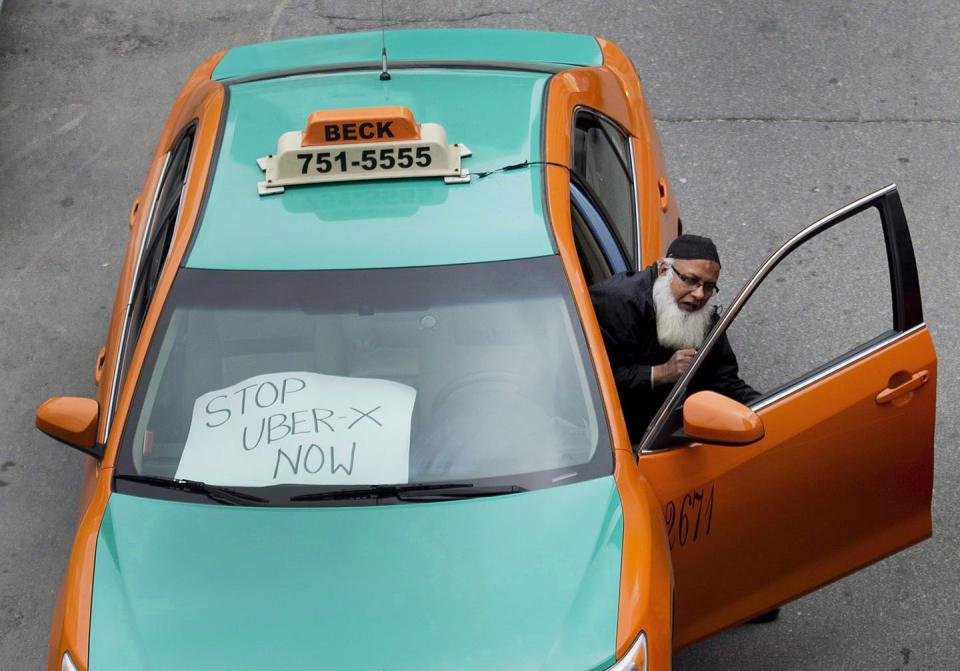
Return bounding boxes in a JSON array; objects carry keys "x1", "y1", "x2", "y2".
[{"x1": 635, "y1": 185, "x2": 935, "y2": 648}]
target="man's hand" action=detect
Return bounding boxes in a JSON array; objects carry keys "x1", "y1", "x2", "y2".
[{"x1": 653, "y1": 349, "x2": 697, "y2": 386}]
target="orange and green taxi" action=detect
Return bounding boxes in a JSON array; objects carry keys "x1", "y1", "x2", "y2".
[{"x1": 36, "y1": 29, "x2": 936, "y2": 671}]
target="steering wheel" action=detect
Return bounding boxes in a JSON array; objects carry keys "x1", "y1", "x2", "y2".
[{"x1": 430, "y1": 370, "x2": 525, "y2": 415}]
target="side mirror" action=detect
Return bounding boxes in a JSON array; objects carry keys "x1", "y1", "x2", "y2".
[
  {"x1": 35, "y1": 397, "x2": 103, "y2": 459},
  {"x1": 682, "y1": 391, "x2": 764, "y2": 445}
]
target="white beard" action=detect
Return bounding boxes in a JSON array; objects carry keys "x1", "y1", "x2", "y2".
[{"x1": 652, "y1": 272, "x2": 714, "y2": 350}]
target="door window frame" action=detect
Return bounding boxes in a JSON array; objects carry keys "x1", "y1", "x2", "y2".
[{"x1": 638, "y1": 184, "x2": 923, "y2": 454}]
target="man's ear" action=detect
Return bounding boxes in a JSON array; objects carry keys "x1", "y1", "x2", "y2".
[{"x1": 657, "y1": 260, "x2": 669, "y2": 276}]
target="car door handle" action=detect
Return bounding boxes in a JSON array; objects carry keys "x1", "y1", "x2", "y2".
[
  {"x1": 876, "y1": 370, "x2": 929, "y2": 405},
  {"x1": 94, "y1": 346, "x2": 107, "y2": 386},
  {"x1": 658, "y1": 176, "x2": 670, "y2": 213},
  {"x1": 129, "y1": 196, "x2": 142, "y2": 229}
]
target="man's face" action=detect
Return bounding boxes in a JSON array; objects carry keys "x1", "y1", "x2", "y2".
[{"x1": 658, "y1": 259, "x2": 721, "y2": 312}]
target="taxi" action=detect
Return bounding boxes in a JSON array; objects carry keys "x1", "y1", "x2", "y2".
[{"x1": 36, "y1": 29, "x2": 936, "y2": 671}]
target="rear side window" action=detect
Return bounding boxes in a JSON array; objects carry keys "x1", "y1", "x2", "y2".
[{"x1": 572, "y1": 111, "x2": 637, "y2": 269}]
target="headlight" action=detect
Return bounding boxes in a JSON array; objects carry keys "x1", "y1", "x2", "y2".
[
  {"x1": 604, "y1": 630, "x2": 647, "y2": 671},
  {"x1": 62, "y1": 652, "x2": 80, "y2": 671}
]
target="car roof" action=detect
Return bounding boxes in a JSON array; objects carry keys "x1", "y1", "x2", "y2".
[
  {"x1": 211, "y1": 28, "x2": 602, "y2": 81},
  {"x1": 187, "y1": 63, "x2": 565, "y2": 270}
]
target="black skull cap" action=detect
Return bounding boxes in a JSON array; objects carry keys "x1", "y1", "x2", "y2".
[{"x1": 666, "y1": 234, "x2": 721, "y2": 267}]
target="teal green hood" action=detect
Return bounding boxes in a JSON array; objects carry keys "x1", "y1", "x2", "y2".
[{"x1": 90, "y1": 477, "x2": 624, "y2": 670}]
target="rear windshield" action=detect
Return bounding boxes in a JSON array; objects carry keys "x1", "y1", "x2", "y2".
[{"x1": 116, "y1": 256, "x2": 612, "y2": 503}]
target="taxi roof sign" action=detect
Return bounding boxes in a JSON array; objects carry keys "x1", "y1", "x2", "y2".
[
  {"x1": 258, "y1": 107, "x2": 471, "y2": 195},
  {"x1": 302, "y1": 106, "x2": 419, "y2": 146}
]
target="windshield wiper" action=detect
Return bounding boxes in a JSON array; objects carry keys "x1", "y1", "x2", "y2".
[
  {"x1": 290, "y1": 482, "x2": 526, "y2": 503},
  {"x1": 115, "y1": 474, "x2": 270, "y2": 506}
]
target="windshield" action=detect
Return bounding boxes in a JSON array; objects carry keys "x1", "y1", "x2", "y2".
[{"x1": 116, "y1": 257, "x2": 612, "y2": 504}]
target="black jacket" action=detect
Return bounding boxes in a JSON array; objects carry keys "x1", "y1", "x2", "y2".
[{"x1": 589, "y1": 264, "x2": 759, "y2": 442}]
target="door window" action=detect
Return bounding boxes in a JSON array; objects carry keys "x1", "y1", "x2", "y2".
[
  {"x1": 570, "y1": 182, "x2": 629, "y2": 285},
  {"x1": 571, "y1": 201, "x2": 612, "y2": 286},
  {"x1": 106, "y1": 124, "x2": 196, "y2": 435},
  {"x1": 571, "y1": 111, "x2": 638, "y2": 269},
  {"x1": 726, "y1": 206, "x2": 893, "y2": 399}
]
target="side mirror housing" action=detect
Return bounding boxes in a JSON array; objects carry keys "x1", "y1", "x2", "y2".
[
  {"x1": 682, "y1": 391, "x2": 764, "y2": 445},
  {"x1": 36, "y1": 397, "x2": 103, "y2": 459}
]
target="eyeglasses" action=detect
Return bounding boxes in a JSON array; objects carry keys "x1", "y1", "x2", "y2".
[{"x1": 670, "y1": 265, "x2": 719, "y2": 295}]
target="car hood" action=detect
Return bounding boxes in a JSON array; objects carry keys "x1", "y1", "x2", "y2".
[{"x1": 90, "y1": 476, "x2": 624, "y2": 671}]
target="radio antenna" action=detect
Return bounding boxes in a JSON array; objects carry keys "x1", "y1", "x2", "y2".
[{"x1": 379, "y1": 0, "x2": 391, "y2": 81}]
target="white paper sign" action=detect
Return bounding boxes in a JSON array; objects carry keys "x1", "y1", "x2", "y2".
[{"x1": 174, "y1": 372, "x2": 416, "y2": 487}]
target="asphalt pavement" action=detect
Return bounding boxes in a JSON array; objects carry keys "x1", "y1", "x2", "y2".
[{"x1": 1, "y1": 1, "x2": 957, "y2": 669}]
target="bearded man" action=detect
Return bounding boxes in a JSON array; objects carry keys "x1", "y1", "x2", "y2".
[{"x1": 589, "y1": 234, "x2": 759, "y2": 443}]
